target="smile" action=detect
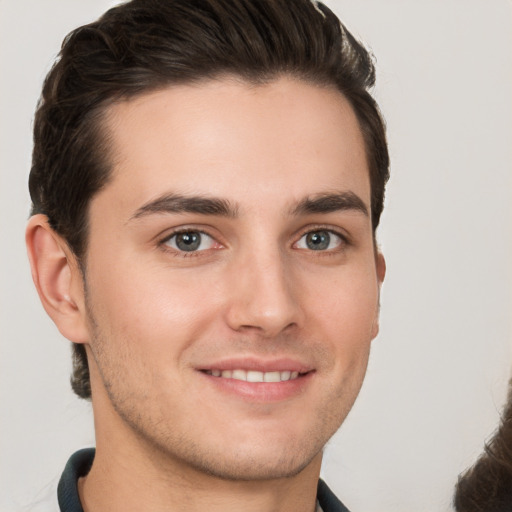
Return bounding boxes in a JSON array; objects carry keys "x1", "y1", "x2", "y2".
[
  {"x1": 203, "y1": 369, "x2": 301, "y2": 382},
  {"x1": 198, "y1": 362, "x2": 314, "y2": 402}
]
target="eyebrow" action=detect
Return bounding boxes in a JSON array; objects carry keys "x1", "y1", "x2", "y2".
[
  {"x1": 290, "y1": 191, "x2": 369, "y2": 217},
  {"x1": 130, "y1": 193, "x2": 239, "y2": 220},
  {"x1": 130, "y1": 190, "x2": 368, "y2": 221}
]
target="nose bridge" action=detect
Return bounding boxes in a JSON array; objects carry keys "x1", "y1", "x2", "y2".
[{"x1": 225, "y1": 241, "x2": 301, "y2": 336}]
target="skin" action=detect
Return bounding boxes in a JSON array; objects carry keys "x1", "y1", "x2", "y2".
[{"x1": 27, "y1": 76, "x2": 385, "y2": 512}]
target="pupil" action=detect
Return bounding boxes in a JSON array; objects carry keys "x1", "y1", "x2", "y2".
[
  {"x1": 176, "y1": 232, "x2": 201, "y2": 251},
  {"x1": 306, "y1": 231, "x2": 330, "y2": 251}
]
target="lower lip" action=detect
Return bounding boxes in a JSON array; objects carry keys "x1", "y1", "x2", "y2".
[{"x1": 198, "y1": 371, "x2": 314, "y2": 402}]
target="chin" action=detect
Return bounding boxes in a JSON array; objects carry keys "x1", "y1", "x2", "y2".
[
  {"x1": 184, "y1": 446, "x2": 322, "y2": 482},
  {"x1": 154, "y1": 423, "x2": 329, "y2": 482}
]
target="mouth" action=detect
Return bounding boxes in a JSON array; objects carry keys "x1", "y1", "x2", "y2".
[
  {"x1": 196, "y1": 358, "x2": 315, "y2": 402},
  {"x1": 201, "y1": 369, "x2": 305, "y2": 382}
]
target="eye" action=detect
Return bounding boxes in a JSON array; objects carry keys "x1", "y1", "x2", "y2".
[
  {"x1": 295, "y1": 230, "x2": 343, "y2": 251},
  {"x1": 163, "y1": 230, "x2": 217, "y2": 252}
]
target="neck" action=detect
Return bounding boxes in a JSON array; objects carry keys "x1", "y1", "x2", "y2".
[{"x1": 79, "y1": 434, "x2": 322, "y2": 512}]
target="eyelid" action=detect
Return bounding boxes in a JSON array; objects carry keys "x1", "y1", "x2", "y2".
[
  {"x1": 294, "y1": 224, "x2": 350, "y2": 243},
  {"x1": 156, "y1": 224, "x2": 220, "y2": 243}
]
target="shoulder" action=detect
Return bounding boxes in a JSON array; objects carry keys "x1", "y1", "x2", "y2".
[
  {"x1": 18, "y1": 448, "x2": 95, "y2": 512},
  {"x1": 18, "y1": 478, "x2": 59, "y2": 512}
]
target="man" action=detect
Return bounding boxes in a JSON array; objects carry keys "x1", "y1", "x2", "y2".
[{"x1": 25, "y1": 0, "x2": 389, "y2": 510}]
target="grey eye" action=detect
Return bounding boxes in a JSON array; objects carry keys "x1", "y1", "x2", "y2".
[
  {"x1": 305, "y1": 231, "x2": 330, "y2": 250},
  {"x1": 175, "y1": 232, "x2": 201, "y2": 251},
  {"x1": 296, "y1": 230, "x2": 342, "y2": 251},
  {"x1": 165, "y1": 231, "x2": 215, "y2": 252}
]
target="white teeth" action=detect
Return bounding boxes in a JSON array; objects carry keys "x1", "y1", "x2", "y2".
[
  {"x1": 263, "y1": 371, "x2": 280, "y2": 382},
  {"x1": 231, "y1": 369, "x2": 246, "y2": 380},
  {"x1": 247, "y1": 371, "x2": 263, "y2": 382},
  {"x1": 208, "y1": 369, "x2": 302, "y2": 382}
]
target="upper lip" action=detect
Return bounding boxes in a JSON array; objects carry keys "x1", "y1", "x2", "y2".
[{"x1": 196, "y1": 356, "x2": 314, "y2": 374}]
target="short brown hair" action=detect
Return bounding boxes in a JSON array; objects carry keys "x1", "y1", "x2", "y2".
[
  {"x1": 29, "y1": 0, "x2": 390, "y2": 400},
  {"x1": 454, "y1": 382, "x2": 512, "y2": 511}
]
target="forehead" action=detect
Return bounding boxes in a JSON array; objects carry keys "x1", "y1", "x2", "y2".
[{"x1": 97, "y1": 77, "x2": 370, "y2": 216}]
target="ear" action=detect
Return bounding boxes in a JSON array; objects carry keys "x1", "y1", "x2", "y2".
[
  {"x1": 26, "y1": 214, "x2": 89, "y2": 344},
  {"x1": 376, "y1": 251, "x2": 386, "y2": 285},
  {"x1": 371, "y1": 251, "x2": 386, "y2": 339}
]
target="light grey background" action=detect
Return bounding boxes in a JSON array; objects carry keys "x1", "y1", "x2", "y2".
[{"x1": 1, "y1": 1, "x2": 511, "y2": 511}]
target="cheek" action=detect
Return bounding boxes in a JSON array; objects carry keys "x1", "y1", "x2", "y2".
[
  {"x1": 304, "y1": 267, "x2": 379, "y2": 362},
  {"x1": 86, "y1": 260, "x2": 224, "y2": 358}
]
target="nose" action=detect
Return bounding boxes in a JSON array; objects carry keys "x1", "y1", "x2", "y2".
[{"x1": 224, "y1": 248, "x2": 302, "y2": 338}]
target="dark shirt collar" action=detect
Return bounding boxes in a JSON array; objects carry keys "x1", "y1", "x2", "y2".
[
  {"x1": 57, "y1": 448, "x2": 94, "y2": 512},
  {"x1": 317, "y1": 478, "x2": 351, "y2": 512}
]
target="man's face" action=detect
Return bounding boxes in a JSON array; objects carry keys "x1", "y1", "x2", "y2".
[{"x1": 81, "y1": 77, "x2": 384, "y2": 480}]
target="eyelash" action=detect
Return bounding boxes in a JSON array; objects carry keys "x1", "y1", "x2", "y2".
[
  {"x1": 294, "y1": 226, "x2": 350, "y2": 254},
  {"x1": 157, "y1": 225, "x2": 350, "y2": 257},
  {"x1": 158, "y1": 229, "x2": 219, "y2": 258}
]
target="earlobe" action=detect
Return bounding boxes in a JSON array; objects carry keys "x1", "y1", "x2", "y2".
[
  {"x1": 26, "y1": 214, "x2": 89, "y2": 344},
  {"x1": 376, "y1": 251, "x2": 386, "y2": 285},
  {"x1": 371, "y1": 251, "x2": 386, "y2": 339}
]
